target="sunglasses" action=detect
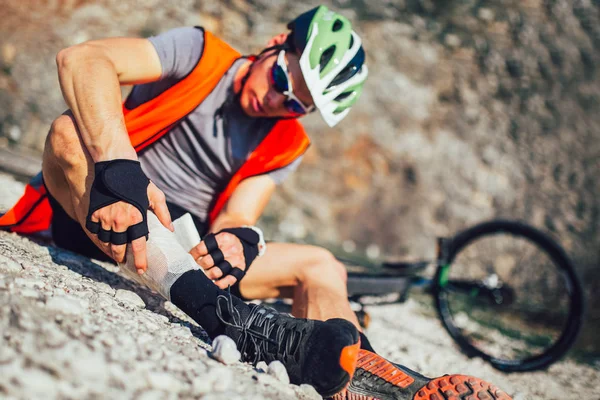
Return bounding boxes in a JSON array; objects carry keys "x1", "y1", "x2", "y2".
[{"x1": 269, "y1": 50, "x2": 314, "y2": 115}]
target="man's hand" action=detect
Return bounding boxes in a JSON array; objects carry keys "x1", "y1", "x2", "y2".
[
  {"x1": 90, "y1": 182, "x2": 172, "y2": 270},
  {"x1": 85, "y1": 160, "x2": 173, "y2": 273},
  {"x1": 190, "y1": 227, "x2": 262, "y2": 289}
]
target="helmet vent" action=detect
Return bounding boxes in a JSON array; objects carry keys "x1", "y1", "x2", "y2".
[
  {"x1": 332, "y1": 19, "x2": 344, "y2": 32},
  {"x1": 320, "y1": 46, "x2": 336, "y2": 72},
  {"x1": 328, "y1": 46, "x2": 365, "y2": 88},
  {"x1": 335, "y1": 91, "x2": 353, "y2": 101}
]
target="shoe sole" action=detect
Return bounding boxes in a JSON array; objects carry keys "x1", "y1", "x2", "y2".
[
  {"x1": 414, "y1": 375, "x2": 512, "y2": 400},
  {"x1": 334, "y1": 351, "x2": 512, "y2": 400}
]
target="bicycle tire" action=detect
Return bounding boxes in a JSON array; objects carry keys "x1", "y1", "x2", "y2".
[{"x1": 433, "y1": 219, "x2": 585, "y2": 372}]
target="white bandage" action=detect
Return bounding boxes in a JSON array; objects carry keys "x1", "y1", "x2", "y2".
[{"x1": 118, "y1": 212, "x2": 202, "y2": 300}]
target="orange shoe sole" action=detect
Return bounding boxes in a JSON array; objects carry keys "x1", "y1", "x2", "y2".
[
  {"x1": 414, "y1": 375, "x2": 512, "y2": 400},
  {"x1": 333, "y1": 350, "x2": 513, "y2": 400}
]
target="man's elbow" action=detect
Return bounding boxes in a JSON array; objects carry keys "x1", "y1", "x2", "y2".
[
  {"x1": 56, "y1": 45, "x2": 80, "y2": 73},
  {"x1": 55, "y1": 43, "x2": 105, "y2": 74}
]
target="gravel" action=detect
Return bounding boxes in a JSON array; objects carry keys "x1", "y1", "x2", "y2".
[
  {"x1": 1, "y1": 172, "x2": 599, "y2": 399},
  {"x1": 210, "y1": 335, "x2": 241, "y2": 365}
]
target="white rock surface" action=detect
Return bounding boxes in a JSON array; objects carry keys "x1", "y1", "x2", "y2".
[
  {"x1": 45, "y1": 295, "x2": 85, "y2": 315},
  {"x1": 255, "y1": 360, "x2": 268, "y2": 372},
  {"x1": 0, "y1": 255, "x2": 23, "y2": 273},
  {"x1": 210, "y1": 335, "x2": 241, "y2": 365},
  {"x1": 115, "y1": 288, "x2": 146, "y2": 308},
  {"x1": 268, "y1": 360, "x2": 290, "y2": 384}
]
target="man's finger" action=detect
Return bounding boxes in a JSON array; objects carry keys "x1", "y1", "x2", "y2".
[
  {"x1": 131, "y1": 236, "x2": 148, "y2": 273},
  {"x1": 190, "y1": 242, "x2": 208, "y2": 260},
  {"x1": 151, "y1": 203, "x2": 173, "y2": 231},
  {"x1": 206, "y1": 265, "x2": 223, "y2": 280},
  {"x1": 215, "y1": 275, "x2": 238, "y2": 290},
  {"x1": 227, "y1": 255, "x2": 245, "y2": 271},
  {"x1": 197, "y1": 254, "x2": 215, "y2": 270},
  {"x1": 148, "y1": 187, "x2": 173, "y2": 232},
  {"x1": 111, "y1": 243, "x2": 127, "y2": 264}
]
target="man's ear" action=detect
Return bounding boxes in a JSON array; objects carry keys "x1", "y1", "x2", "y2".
[{"x1": 267, "y1": 33, "x2": 288, "y2": 48}]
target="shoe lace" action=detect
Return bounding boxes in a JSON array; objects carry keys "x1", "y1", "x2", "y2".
[{"x1": 215, "y1": 292, "x2": 307, "y2": 365}]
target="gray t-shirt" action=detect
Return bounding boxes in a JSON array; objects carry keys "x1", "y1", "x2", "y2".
[{"x1": 129, "y1": 27, "x2": 302, "y2": 222}]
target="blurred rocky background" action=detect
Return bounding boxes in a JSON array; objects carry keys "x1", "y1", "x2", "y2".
[{"x1": 1, "y1": 0, "x2": 598, "y2": 357}]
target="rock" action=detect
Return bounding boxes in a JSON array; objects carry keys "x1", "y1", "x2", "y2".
[
  {"x1": 19, "y1": 288, "x2": 42, "y2": 299},
  {"x1": 478, "y1": 7, "x2": 495, "y2": 22},
  {"x1": 8, "y1": 125, "x2": 21, "y2": 142},
  {"x1": 95, "y1": 282, "x2": 116, "y2": 296},
  {"x1": 18, "y1": 368, "x2": 59, "y2": 398},
  {"x1": 137, "y1": 390, "x2": 170, "y2": 400},
  {"x1": 42, "y1": 326, "x2": 69, "y2": 348},
  {"x1": 255, "y1": 361, "x2": 268, "y2": 372},
  {"x1": 267, "y1": 360, "x2": 290, "y2": 384},
  {"x1": 0, "y1": 344, "x2": 16, "y2": 364},
  {"x1": 444, "y1": 34, "x2": 461, "y2": 48},
  {"x1": 145, "y1": 371, "x2": 181, "y2": 392},
  {"x1": 13, "y1": 311, "x2": 36, "y2": 331},
  {"x1": 56, "y1": 380, "x2": 88, "y2": 399},
  {"x1": 15, "y1": 277, "x2": 46, "y2": 289},
  {"x1": 91, "y1": 293, "x2": 116, "y2": 309},
  {"x1": 191, "y1": 375, "x2": 212, "y2": 394},
  {"x1": 79, "y1": 324, "x2": 96, "y2": 337},
  {"x1": 45, "y1": 295, "x2": 85, "y2": 316},
  {"x1": 297, "y1": 384, "x2": 321, "y2": 400},
  {"x1": 208, "y1": 366, "x2": 233, "y2": 392},
  {"x1": 0, "y1": 255, "x2": 22, "y2": 274},
  {"x1": 115, "y1": 289, "x2": 145, "y2": 309},
  {"x1": 209, "y1": 335, "x2": 241, "y2": 365}
]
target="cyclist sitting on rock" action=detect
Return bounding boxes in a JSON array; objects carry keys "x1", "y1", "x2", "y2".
[{"x1": 1, "y1": 5, "x2": 513, "y2": 399}]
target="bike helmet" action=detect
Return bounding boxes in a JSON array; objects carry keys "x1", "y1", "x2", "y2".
[{"x1": 287, "y1": 5, "x2": 368, "y2": 127}]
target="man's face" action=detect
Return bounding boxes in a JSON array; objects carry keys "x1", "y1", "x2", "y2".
[{"x1": 239, "y1": 49, "x2": 314, "y2": 118}]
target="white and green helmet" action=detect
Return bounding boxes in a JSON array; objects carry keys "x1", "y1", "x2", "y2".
[{"x1": 287, "y1": 5, "x2": 368, "y2": 127}]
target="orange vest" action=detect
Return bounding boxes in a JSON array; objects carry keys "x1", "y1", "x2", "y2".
[{"x1": 0, "y1": 29, "x2": 310, "y2": 234}]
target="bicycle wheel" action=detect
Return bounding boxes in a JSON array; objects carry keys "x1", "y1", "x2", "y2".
[{"x1": 433, "y1": 220, "x2": 585, "y2": 372}]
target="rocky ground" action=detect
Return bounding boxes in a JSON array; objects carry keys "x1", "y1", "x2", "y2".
[{"x1": 1, "y1": 172, "x2": 599, "y2": 399}]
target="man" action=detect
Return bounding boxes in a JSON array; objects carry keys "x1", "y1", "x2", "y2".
[{"x1": 1, "y1": 5, "x2": 512, "y2": 399}]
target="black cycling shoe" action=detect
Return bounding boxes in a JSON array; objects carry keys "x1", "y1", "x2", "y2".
[
  {"x1": 216, "y1": 293, "x2": 360, "y2": 397},
  {"x1": 331, "y1": 349, "x2": 513, "y2": 400}
]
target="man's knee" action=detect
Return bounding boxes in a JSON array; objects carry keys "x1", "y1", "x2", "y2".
[
  {"x1": 300, "y1": 247, "x2": 348, "y2": 285},
  {"x1": 45, "y1": 112, "x2": 84, "y2": 167}
]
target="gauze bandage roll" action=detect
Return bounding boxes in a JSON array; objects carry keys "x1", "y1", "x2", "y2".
[
  {"x1": 118, "y1": 212, "x2": 202, "y2": 300},
  {"x1": 172, "y1": 213, "x2": 202, "y2": 253}
]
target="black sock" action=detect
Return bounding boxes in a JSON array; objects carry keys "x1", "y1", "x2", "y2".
[
  {"x1": 359, "y1": 331, "x2": 376, "y2": 353},
  {"x1": 169, "y1": 270, "x2": 248, "y2": 338}
]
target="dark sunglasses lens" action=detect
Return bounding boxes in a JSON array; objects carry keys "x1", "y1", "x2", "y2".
[
  {"x1": 285, "y1": 99, "x2": 306, "y2": 115},
  {"x1": 271, "y1": 64, "x2": 289, "y2": 93}
]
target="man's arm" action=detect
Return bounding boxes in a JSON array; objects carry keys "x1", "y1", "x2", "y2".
[
  {"x1": 209, "y1": 175, "x2": 276, "y2": 232},
  {"x1": 56, "y1": 37, "x2": 162, "y2": 162},
  {"x1": 54, "y1": 37, "x2": 172, "y2": 272},
  {"x1": 191, "y1": 175, "x2": 276, "y2": 289}
]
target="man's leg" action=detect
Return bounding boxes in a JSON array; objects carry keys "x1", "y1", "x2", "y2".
[
  {"x1": 236, "y1": 243, "x2": 361, "y2": 328},
  {"x1": 237, "y1": 244, "x2": 513, "y2": 400},
  {"x1": 42, "y1": 112, "x2": 90, "y2": 224},
  {"x1": 40, "y1": 113, "x2": 360, "y2": 396}
]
